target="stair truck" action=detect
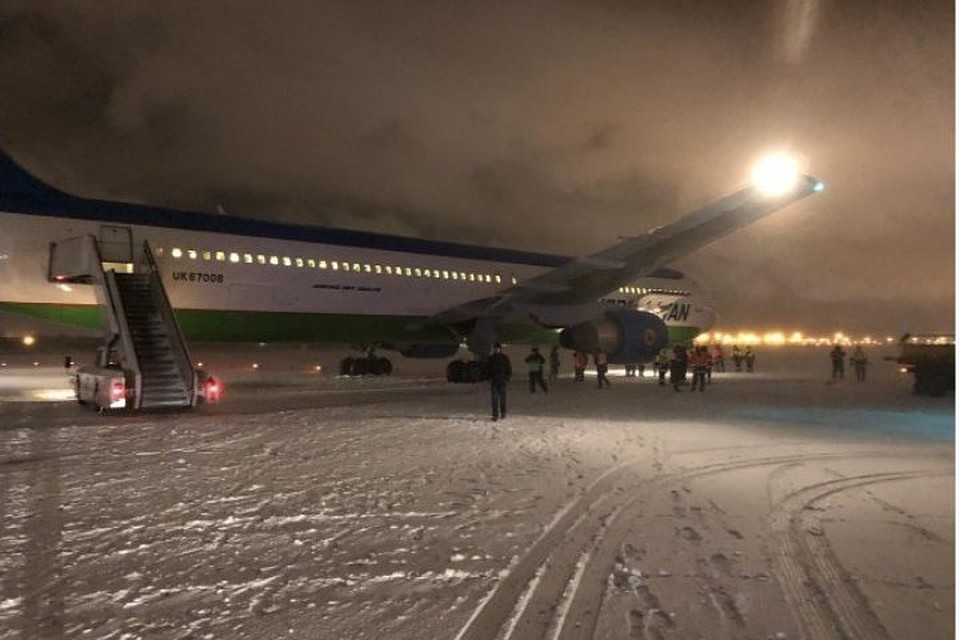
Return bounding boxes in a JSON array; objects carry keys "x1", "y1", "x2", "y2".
[{"x1": 895, "y1": 333, "x2": 955, "y2": 397}]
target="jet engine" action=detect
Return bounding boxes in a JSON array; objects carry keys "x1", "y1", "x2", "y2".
[{"x1": 559, "y1": 307, "x2": 668, "y2": 363}]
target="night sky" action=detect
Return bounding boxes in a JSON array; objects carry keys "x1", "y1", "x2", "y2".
[{"x1": 0, "y1": 1, "x2": 953, "y2": 335}]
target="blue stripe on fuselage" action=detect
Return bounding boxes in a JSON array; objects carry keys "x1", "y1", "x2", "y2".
[{"x1": 0, "y1": 151, "x2": 569, "y2": 267}]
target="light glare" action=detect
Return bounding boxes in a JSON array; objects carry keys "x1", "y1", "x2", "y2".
[{"x1": 751, "y1": 153, "x2": 800, "y2": 197}]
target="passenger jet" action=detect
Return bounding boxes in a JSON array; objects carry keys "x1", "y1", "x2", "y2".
[{"x1": 0, "y1": 147, "x2": 821, "y2": 374}]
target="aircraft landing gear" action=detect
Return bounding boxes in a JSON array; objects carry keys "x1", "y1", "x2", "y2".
[
  {"x1": 340, "y1": 349, "x2": 393, "y2": 377},
  {"x1": 446, "y1": 360, "x2": 488, "y2": 383}
]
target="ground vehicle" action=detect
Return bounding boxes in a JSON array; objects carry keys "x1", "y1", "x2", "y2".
[
  {"x1": 896, "y1": 333, "x2": 955, "y2": 397},
  {"x1": 75, "y1": 345, "x2": 222, "y2": 411}
]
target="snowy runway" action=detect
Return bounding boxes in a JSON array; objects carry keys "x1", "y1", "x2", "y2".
[{"x1": 0, "y1": 349, "x2": 953, "y2": 639}]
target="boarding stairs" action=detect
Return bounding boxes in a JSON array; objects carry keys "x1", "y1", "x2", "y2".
[{"x1": 49, "y1": 232, "x2": 198, "y2": 409}]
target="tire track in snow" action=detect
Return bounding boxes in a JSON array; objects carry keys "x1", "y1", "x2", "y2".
[
  {"x1": 770, "y1": 469, "x2": 949, "y2": 640},
  {"x1": 457, "y1": 449, "x2": 931, "y2": 640}
]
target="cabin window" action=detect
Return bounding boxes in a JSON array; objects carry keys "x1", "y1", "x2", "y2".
[
  {"x1": 215, "y1": 251, "x2": 225, "y2": 261},
  {"x1": 374, "y1": 265, "x2": 382, "y2": 274},
  {"x1": 341, "y1": 262, "x2": 350, "y2": 271},
  {"x1": 306, "y1": 259, "x2": 315, "y2": 268},
  {"x1": 319, "y1": 260, "x2": 327, "y2": 269},
  {"x1": 294, "y1": 258, "x2": 303, "y2": 267},
  {"x1": 229, "y1": 252, "x2": 240, "y2": 263},
  {"x1": 414, "y1": 268, "x2": 422, "y2": 277},
  {"x1": 495, "y1": 274, "x2": 501, "y2": 284},
  {"x1": 331, "y1": 262, "x2": 339, "y2": 271},
  {"x1": 363, "y1": 264, "x2": 371, "y2": 273},
  {"x1": 511, "y1": 276, "x2": 518, "y2": 285},
  {"x1": 352, "y1": 263, "x2": 361, "y2": 273},
  {"x1": 171, "y1": 248, "x2": 183, "y2": 258},
  {"x1": 282, "y1": 257, "x2": 292, "y2": 267},
  {"x1": 202, "y1": 251, "x2": 212, "y2": 261},
  {"x1": 269, "y1": 256, "x2": 279, "y2": 266},
  {"x1": 384, "y1": 265, "x2": 392, "y2": 275},
  {"x1": 243, "y1": 253, "x2": 253, "y2": 264},
  {"x1": 404, "y1": 267, "x2": 412, "y2": 276},
  {"x1": 187, "y1": 250, "x2": 199, "y2": 260}
]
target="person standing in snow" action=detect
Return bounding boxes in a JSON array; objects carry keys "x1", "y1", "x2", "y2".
[
  {"x1": 548, "y1": 345, "x2": 561, "y2": 382},
  {"x1": 573, "y1": 350, "x2": 588, "y2": 382},
  {"x1": 670, "y1": 345, "x2": 688, "y2": 391},
  {"x1": 525, "y1": 347, "x2": 548, "y2": 393},
  {"x1": 850, "y1": 346, "x2": 869, "y2": 382},
  {"x1": 595, "y1": 350, "x2": 611, "y2": 388},
  {"x1": 830, "y1": 344, "x2": 846, "y2": 381},
  {"x1": 488, "y1": 343, "x2": 512, "y2": 421}
]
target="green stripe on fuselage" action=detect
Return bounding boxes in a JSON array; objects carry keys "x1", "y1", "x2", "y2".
[
  {"x1": 0, "y1": 302, "x2": 454, "y2": 344},
  {"x1": 0, "y1": 301, "x2": 703, "y2": 351}
]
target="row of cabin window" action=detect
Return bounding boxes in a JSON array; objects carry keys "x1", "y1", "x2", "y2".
[
  {"x1": 162, "y1": 247, "x2": 515, "y2": 285},
  {"x1": 618, "y1": 286, "x2": 690, "y2": 296}
]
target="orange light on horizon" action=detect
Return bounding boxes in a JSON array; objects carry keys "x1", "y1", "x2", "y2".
[{"x1": 695, "y1": 330, "x2": 894, "y2": 347}]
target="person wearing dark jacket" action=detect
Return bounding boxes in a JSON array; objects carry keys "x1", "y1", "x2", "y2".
[
  {"x1": 670, "y1": 345, "x2": 688, "y2": 392},
  {"x1": 488, "y1": 343, "x2": 512, "y2": 421},
  {"x1": 830, "y1": 345, "x2": 846, "y2": 380},
  {"x1": 525, "y1": 347, "x2": 549, "y2": 393}
]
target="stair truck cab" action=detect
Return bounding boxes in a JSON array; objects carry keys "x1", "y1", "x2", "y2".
[{"x1": 896, "y1": 333, "x2": 955, "y2": 397}]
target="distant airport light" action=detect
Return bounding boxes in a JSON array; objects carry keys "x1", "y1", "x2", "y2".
[
  {"x1": 813, "y1": 180, "x2": 826, "y2": 192},
  {"x1": 22, "y1": 335, "x2": 35, "y2": 347},
  {"x1": 251, "y1": 363, "x2": 260, "y2": 370},
  {"x1": 751, "y1": 153, "x2": 800, "y2": 197}
]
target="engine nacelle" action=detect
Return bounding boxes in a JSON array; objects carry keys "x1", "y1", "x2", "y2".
[{"x1": 559, "y1": 307, "x2": 668, "y2": 363}]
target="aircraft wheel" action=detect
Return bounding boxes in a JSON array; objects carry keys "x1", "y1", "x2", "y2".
[
  {"x1": 340, "y1": 357, "x2": 355, "y2": 376},
  {"x1": 375, "y1": 357, "x2": 393, "y2": 376},
  {"x1": 446, "y1": 361, "x2": 465, "y2": 383},
  {"x1": 350, "y1": 359, "x2": 369, "y2": 376},
  {"x1": 465, "y1": 360, "x2": 486, "y2": 383}
]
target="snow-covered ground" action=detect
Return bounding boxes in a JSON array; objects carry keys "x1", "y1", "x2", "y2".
[{"x1": 0, "y1": 347, "x2": 953, "y2": 639}]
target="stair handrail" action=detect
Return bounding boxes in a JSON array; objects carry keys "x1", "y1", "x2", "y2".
[
  {"x1": 85, "y1": 234, "x2": 142, "y2": 408},
  {"x1": 139, "y1": 240, "x2": 198, "y2": 406}
]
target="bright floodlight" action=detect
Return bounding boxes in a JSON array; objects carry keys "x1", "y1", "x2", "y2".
[{"x1": 751, "y1": 153, "x2": 800, "y2": 197}]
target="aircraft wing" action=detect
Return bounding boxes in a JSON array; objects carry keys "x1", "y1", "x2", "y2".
[{"x1": 433, "y1": 174, "x2": 821, "y2": 323}]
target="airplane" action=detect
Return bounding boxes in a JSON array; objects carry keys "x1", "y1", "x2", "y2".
[{"x1": 0, "y1": 146, "x2": 822, "y2": 390}]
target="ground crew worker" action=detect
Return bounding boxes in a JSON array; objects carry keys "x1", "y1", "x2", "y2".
[
  {"x1": 549, "y1": 345, "x2": 561, "y2": 381},
  {"x1": 830, "y1": 345, "x2": 846, "y2": 380},
  {"x1": 744, "y1": 347, "x2": 756, "y2": 373},
  {"x1": 488, "y1": 343, "x2": 512, "y2": 421},
  {"x1": 732, "y1": 346, "x2": 743, "y2": 372},
  {"x1": 711, "y1": 343, "x2": 725, "y2": 372},
  {"x1": 525, "y1": 347, "x2": 548, "y2": 393},
  {"x1": 655, "y1": 348, "x2": 670, "y2": 386},
  {"x1": 573, "y1": 351, "x2": 588, "y2": 382},
  {"x1": 594, "y1": 350, "x2": 611, "y2": 388},
  {"x1": 689, "y1": 346, "x2": 709, "y2": 392},
  {"x1": 850, "y1": 346, "x2": 868, "y2": 382}
]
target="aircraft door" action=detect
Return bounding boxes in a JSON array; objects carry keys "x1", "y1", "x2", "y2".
[{"x1": 99, "y1": 225, "x2": 133, "y2": 264}]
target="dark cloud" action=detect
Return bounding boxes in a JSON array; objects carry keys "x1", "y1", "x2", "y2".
[{"x1": 0, "y1": 0, "x2": 952, "y2": 333}]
